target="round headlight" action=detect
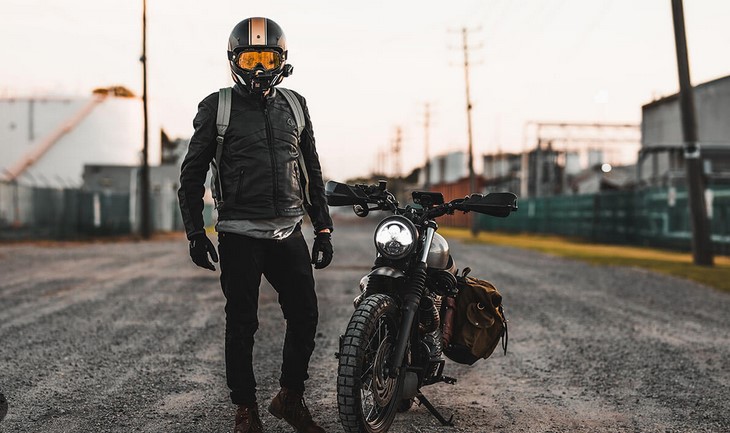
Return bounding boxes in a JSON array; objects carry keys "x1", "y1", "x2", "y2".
[{"x1": 374, "y1": 216, "x2": 417, "y2": 259}]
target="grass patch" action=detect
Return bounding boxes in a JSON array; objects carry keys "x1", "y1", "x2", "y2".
[{"x1": 439, "y1": 227, "x2": 730, "y2": 292}]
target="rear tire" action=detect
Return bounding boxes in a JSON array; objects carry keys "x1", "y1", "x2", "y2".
[{"x1": 337, "y1": 294, "x2": 402, "y2": 433}]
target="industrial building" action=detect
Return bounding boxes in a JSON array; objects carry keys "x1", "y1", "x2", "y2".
[
  {"x1": 477, "y1": 75, "x2": 730, "y2": 197},
  {"x1": 478, "y1": 123, "x2": 639, "y2": 198},
  {"x1": 418, "y1": 151, "x2": 468, "y2": 186},
  {"x1": 639, "y1": 74, "x2": 730, "y2": 187},
  {"x1": 81, "y1": 162, "x2": 187, "y2": 233},
  {"x1": 80, "y1": 129, "x2": 195, "y2": 233}
]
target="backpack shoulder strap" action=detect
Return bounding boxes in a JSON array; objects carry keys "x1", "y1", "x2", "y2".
[
  {"x1": 277, "y1": 87, "x2": 311, "y2": 206},
  {"x1": 216, "y1": 87, "x2": 232, "y2": 140},
  {"x1": 277, "y1": 88, "x2": 305, "y2": 137},
  {"x1": 211, "y1": 87, "x2": 232, "y2": 207}
]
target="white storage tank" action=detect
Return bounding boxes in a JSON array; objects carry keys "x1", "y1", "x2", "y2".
[{"x1": 0, "y1": 87, "x2": 159, "y2": 187}]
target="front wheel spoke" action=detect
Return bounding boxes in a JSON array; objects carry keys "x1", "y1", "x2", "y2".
[
  {"x1": 362, "y1": 388, "x2": 373, "y2": 406},
  {"x1": 366, "y1": 401, "x2": 379, "y2": 421},
  {"x1": 362, "y1": 376, "x2": 372, "y2": 393},
  {"x1": 361, "y1": 365, "x2": 373, "y2": 381},
  {"x1": 366, "y1": 328, "x2": 380, "y2": 350},
  {"x1": 366, "y1": 319, "x2": 390, "y2": 350}
]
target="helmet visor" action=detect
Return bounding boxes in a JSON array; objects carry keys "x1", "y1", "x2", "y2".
[{"x1": 235, "y1": 50, "x2": 282, "y2": 71}]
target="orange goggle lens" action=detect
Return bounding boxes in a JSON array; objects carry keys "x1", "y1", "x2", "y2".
[{"x1": 235, "y1": 51, "x2": 282, "y2": 71}]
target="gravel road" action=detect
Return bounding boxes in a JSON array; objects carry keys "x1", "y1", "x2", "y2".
[{"x1": 0, "y1": 217, "x2": 728, "y2": 433}]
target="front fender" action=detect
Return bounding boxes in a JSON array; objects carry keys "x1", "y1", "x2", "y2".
[
  {"x1": 357, "y1": 266, "x2": 407, "y2": 297},
  {"x1": 366, "y1": 266, "x2": 406, "y2": 279}
]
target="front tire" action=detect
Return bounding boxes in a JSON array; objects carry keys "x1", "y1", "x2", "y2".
[{"x1": 337, "y1": 294, "x2": 402, "y2": 433}]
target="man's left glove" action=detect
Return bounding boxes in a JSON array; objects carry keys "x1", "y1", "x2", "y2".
[
  {"x1": 189, "y1": 233, "x2": 219, "y2": 271},
  {"x1": 311, "y1": 231, "x2": 333, "y2": 269}
]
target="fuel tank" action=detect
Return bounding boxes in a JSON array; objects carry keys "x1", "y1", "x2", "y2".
[{"x1": 426, "y1": 233, "x2": 450, "y2": 270}]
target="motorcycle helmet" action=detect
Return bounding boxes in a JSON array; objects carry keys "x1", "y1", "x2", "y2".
[{"x1": 227, "y1": 17, "x2": 293, "y2": 93}]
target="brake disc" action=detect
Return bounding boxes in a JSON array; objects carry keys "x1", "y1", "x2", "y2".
[{"x1": 371, "y1": 338, "x2": 397, "y2": 407}]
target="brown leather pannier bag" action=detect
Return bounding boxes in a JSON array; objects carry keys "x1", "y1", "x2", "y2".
[{"x1": 443, "y1": 268, "x2": 508, "y2": 365}]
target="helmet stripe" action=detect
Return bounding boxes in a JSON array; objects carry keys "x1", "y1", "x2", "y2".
[{"x1": 249, "y1": 17, "x2": 267, "y2": 46}]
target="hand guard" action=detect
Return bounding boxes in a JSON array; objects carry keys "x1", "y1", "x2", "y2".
[
  {"x1": 311, "y1": 232, "x2": 333, "y2": 269},
  {"x1": 189, "y1": 233, "x2": 219, "y2": 271}
]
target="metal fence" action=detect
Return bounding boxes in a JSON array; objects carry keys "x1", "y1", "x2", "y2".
[
  {"x1": 477, "y1": 186, "x2": 730, "y2": 255},
  {"x1": 0, "y1": 181, "x2": 132, "y2": 239},
  {"x1": 0, "y1": 181, "x2": 204, "y2": 240}
]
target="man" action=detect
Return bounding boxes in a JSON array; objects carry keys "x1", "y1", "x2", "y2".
[{"x1": 177, "y1": 17, "x2": 333, "y2": 433}]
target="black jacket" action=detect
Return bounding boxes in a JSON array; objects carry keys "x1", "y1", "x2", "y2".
[{"x1": 178, "y1": 86, "x2": 333, "y2": 240}]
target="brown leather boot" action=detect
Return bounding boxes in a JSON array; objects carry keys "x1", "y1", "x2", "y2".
[
  {"x1": 268, "y1": 388, "x2": 326, "y2": 433},
  {"x1": 234, "y1": 403, "x2": 264, "y2": 433}
]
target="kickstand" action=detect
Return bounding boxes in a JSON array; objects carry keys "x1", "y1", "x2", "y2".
[{"x1": 415, "y1": 392, "x2": 454, "y2": 427}]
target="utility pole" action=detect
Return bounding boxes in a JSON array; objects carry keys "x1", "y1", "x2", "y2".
[
  {"x1": 423, "y1": 103, "x2": 431, "y2": 190},
  {"x1": 377, "y1": 148, "x2": 384, "y2": 176},
  {"x1": 392, "y1": 127, "x2": 403, "y2": 200},
  {"x1": 140, "y1": 0, "x2": 151, "y2": 239},
  {"x1": 671, "y1": 0, "x2": 713, "y2": 266},
  {"x1": 392, "y1": 126, "x2": 402, "y2": 179},
  {"x1": 379, "y1": 148, "x2": 388, "y2": 177},
  {"x1": 460, "y1": 27, "x2": 479, "y2": 235}
]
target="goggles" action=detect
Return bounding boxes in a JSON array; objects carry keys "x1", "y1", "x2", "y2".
[{"x1": 234, "y1": 50, "x2": 283, "y2": 71}]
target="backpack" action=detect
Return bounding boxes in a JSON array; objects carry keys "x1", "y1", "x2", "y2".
[
  {"x1": 209, "y1": 87, "x2": 310, "y2": 208},
  {"x1": 443, "y1": 268, "x2": 508, "y2": 365}
]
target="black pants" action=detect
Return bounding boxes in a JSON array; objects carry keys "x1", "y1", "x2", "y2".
[{"x1": 218, "y1": 227, "x2": 318, "y2": 405}]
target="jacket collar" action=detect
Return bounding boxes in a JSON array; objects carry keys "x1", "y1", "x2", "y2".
[{"x1": 233, "y1": 83, "x2": 276, "y2": 100}]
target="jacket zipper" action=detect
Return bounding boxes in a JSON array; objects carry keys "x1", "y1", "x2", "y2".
[{"x1": 262, "y1": 102, "x2": 280, "y2": 216}]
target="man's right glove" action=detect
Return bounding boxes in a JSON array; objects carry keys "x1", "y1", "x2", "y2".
[
  {"x1": 311, "y1": 231, "x2": 333, "y2": 269},
  {"x1": 189, "y1": 233, "x2": 219, "y2": 271}
]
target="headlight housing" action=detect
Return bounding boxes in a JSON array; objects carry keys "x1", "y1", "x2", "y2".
[{"x1": 374, "y1": 216, "x2": 417, "y2": 260}]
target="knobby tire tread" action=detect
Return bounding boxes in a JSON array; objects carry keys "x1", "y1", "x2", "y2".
[{"x1": 337, "y1": 294, "x2": 399, "y2": 433}]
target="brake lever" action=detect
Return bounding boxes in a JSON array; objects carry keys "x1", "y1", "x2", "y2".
[{"x1": 422, "y1": 199, "x2": 467, "y2": 221}]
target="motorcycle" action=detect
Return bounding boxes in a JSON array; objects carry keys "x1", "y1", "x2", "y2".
[{"x1": 327, "y1": 180, "x2": 517, "y2": 433}]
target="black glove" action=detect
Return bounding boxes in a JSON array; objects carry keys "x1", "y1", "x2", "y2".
[
  {"x1": 311, "y1": 231, "x2": 333, "y2": 269},
  {"x1": 189, "y1": 233, "x2": 219, "y2": 271}
]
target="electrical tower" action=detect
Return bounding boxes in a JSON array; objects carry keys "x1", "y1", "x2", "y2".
[
  {"x1": 423, "y1": 103, "x2": 431, "y2": 189},
  {"x1": 392, "y1": 126, "x2": 402, "y2": 179}
]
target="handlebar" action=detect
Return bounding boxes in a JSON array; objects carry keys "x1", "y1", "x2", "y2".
[
  {"x1": 325, "y1": 180, "x2": 517, "y2": 221},
  {"x1": 348, "y1": 186, "x2": 470, "y2": 221}
]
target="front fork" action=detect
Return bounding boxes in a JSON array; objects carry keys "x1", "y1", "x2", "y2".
[{"x1": 388, "y1": 222, "x2": 437, "y2": 378}]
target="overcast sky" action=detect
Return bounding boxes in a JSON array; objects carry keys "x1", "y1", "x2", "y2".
[{"x1": 2, "y1": 0, "x2": 730, "y2": 181}]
